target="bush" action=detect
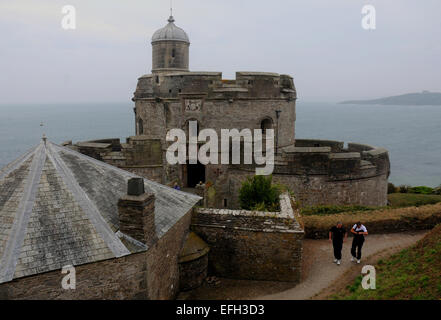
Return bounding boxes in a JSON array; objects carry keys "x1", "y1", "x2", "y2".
[
  {"x1": 388, "y1": 183, "x2": 397, "y2": 194},
  {"x1": 239, "y1": 175, "x2": 281, "y2": 212},
  {"x1": 434, "y1": 186, "x2": 441, "y2": 195},
  {"x1": 399, "y1": 185, "x2": 411, "y2": 193},
  {"x1": 409, "y1": 186, "x2": 434, "y2": 195}
]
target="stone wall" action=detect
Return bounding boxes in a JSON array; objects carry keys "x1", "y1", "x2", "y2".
[
  {"x1": 0, "y1": 252, "x2": 148, "y2": 300},
  {"x1": 69, "y1": 137, "x2": 165, "y2": 183},
  {"x1": 145, "y1": 209, "x2": 193, "y2": 300},
  {"x1": 228, "y1": 171, "x2": 389, "y2": 209},
  {"x1": 225, "y1": 140, "x2": 390, "y2": 209},
  {"x1": 134, "y1": 71, "x2": 297, "y2": 153},
  {"x1": 191, "y1": 194, "x2": 304, "y2": 283},
  {"x1": 152, "y1": 41, "x2": 189, "y2": 72}
]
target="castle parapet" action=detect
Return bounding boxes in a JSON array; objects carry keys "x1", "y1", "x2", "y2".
[
  {"x1": 274, "y1": 139, "x2": 390, "y2": 180},
  {"x1": 133, "y1": 71, "x2": 297, "y2": 101}
]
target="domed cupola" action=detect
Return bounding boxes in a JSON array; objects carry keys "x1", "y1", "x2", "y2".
[
  {"x1": 152, "y1": 16, "x2": 190, "y2": 44},
  {"x1": 151, "y1": 16, "x2": 190, "y2": 73}
]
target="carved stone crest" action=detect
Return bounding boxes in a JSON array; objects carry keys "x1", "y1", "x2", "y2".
[{"x1": 185, "y1": 99, "x2": 203, "y2": 112}]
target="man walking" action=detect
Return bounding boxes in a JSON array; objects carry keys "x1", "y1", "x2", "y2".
[
  {"x1": 329, "y1": 222, "x2": 347, "y2": 266},
  {"x1": 351, "y1": 222, "x2": 368, "y2": 264}
]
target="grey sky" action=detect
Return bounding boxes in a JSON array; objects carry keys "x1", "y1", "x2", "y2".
[{"x1": 0, "y1": 0, "x2": 440, "y2": 104}]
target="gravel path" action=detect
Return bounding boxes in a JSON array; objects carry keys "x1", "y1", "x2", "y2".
[{"x1": 258, "y1": 231, "x2": 427, "y2": 300}]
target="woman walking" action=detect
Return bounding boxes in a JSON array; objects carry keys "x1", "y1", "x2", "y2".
[{"x1": 350, "y1": 222, "x2": 368, "y2": 264}]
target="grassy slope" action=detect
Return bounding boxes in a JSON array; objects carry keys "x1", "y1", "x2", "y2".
[
  {"x1": 334, "y1": 224, "x2": 441, "y2": 300},
  {"x1": 388, "y1": 193, "x2": 441, "y2": 208},
  {"x1": 301, "y1": 194, "x2": 441, "y2": 217}
]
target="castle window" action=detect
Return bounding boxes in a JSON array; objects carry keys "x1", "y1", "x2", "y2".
[
  {"x1": 138, "y1": 118, "x2": 144, "y2": 135},
  {"x1": 172, "y1": 49, "x2": 176, "y2": 58},
  {"x1": 169, "y1": 89, "x2": 172, "y2": 93},
  {"x1": 223, "y1": 199, "x2": 228, "y2": 208},
  {"x1": 261, "y1": 118, "x2": 273, "y2": 134},
  {"x1": 155, "y1": 76, "x2": 159, "y2": 84}
]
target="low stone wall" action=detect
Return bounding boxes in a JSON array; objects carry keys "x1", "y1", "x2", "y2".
[
  {"x1": 191, "y1": 194, "x2": 304, "y2": 283},
  {"x1": 303, "y1": 203, "x2": 441, "y2": 239},
  {"x1": 145, "y1": 209, "x2": 193, "y2": 300}
]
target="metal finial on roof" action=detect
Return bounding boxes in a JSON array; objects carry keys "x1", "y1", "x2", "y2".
[
  {"x1": 152, "y1": 9, "x2": 189, "y2": 43},
  {"x1": 42, "y1": 134, "x2": 47, "y2": 145}
]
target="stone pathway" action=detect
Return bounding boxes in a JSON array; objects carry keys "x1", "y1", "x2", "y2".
[{"x1": 258, "y1": 231, "x2": 427, "y2": 300}]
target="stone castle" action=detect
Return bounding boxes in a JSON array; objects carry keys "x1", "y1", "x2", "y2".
[
  {"x1": 0, "y1": 14, "x2": 390, "y2": 300},
  {"x1": 71, "y1": 15, "x2": 391, "y2": 209}
]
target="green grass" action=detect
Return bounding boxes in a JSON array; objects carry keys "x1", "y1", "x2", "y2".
[
  {"x1": 300, "y1": 205, "x2": 377, "y2": 216},
  {"x1": 333, "y1": 224, "x2": 441, "y2": 300},
  {"x1": 301, "y1": 194, "x2": 441, "y2": 217},
  {"x1": 388, "y1": 193, "x2": 441, "y2": 208}
]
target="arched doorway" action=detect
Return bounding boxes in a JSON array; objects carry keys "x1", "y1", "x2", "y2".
[{"x1": 186, "y1": 162, "x2": 206, "y2": 188}]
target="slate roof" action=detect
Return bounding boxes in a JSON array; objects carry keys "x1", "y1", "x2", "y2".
[{"x1": 0, "y1": 139, "x2": 200, "y2": 284}]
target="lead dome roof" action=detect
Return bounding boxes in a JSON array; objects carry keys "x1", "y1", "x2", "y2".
[{"x1": 151, "y1": 16, "x2": 190, "y2": 44}]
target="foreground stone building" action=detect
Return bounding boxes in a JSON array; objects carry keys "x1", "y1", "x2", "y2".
[
  {"x1": 0, "y1": 139, "x2": 201, "y2": 299},
  {"x1": 0, "y1": 139, "x2": 304, "y2": 299},
  {"x1": 71, "y1": 14, "x2": 390, "y2": 209}
]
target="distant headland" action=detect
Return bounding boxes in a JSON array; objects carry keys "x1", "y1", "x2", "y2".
[{"x1": 340, "y1": 91, "x2": 441, "y2": 106}]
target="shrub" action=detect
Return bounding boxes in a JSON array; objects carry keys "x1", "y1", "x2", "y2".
[
  {"x1": 409, "y1": 186, "x2": 434, "y2": 195},
  {"x1": 434, "y1": 186, "x2": 441, "y2": 195},
  {"x1": 388, "y1": 183, "x2": 397, "y2": 194},
  {"x1": 239, "y1": 175, "x2": 281, "y2": 212},
  {"x1": 399, "y1": 185, "x2": 411, "y2": 193}
]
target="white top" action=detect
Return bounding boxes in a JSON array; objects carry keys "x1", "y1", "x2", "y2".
[{"x1": 353, "y1": 224, "x2": 368, "y2": 233}]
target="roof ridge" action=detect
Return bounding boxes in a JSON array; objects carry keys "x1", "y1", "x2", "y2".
[
  {"x1": 0, "y1": 143, "x2": 46, "y2": 283},
  {"x1": 0, "y1": 143, "x2": 40, "y2": 181},
  {"x1": 46, "y1": 143, "x2": 130, "y2": 258},
  {"x1": 50, "y1": 142, "x2": 201, "y2": 201}
]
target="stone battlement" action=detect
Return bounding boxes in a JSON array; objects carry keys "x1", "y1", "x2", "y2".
[
  {"x1": 191, "y1": 193, "x2": 304, "y2": 282},
  {"x1": 134, "y1": 71, "x2": 296, "y2": 101},
  {"x1": 277, "y1": 139, "x2": 390, "y2": 180},
  {"x1": 228, "y1": 139, "x2": 390, "y2": 181}
]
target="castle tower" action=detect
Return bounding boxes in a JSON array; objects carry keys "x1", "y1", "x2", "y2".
[{"x1": 151, "y1": 16, "x2": 190, "y2": 73}]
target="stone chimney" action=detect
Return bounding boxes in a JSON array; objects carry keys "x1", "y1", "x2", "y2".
[{"x1": 118, "y1": 178, "x2": 158, "y2": 247}]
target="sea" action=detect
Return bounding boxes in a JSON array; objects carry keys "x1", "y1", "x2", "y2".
[{"x1": 0, "y1": 102, "x2": 440, "y2": 187}]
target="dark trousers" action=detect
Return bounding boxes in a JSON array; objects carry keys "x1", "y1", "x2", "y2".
[
  {"x1": 333, "y1": 241, "x2": 343, "y2": 260},
  {"x1": 351, "y1": 236, "x2": 365, "y2": 260}
]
